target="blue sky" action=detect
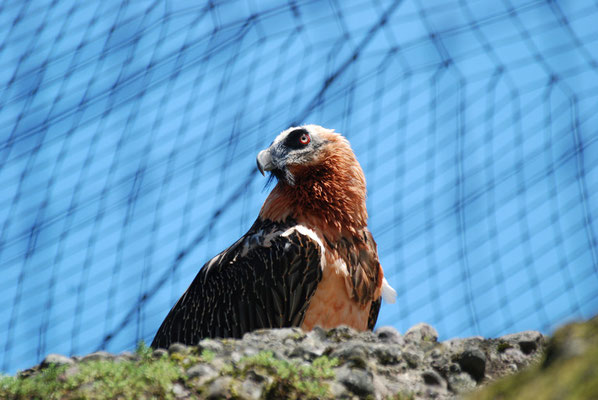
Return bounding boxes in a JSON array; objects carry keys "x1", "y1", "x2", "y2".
[{"x1": 1, "y1": 0, "x2": 597, "y2": 374}]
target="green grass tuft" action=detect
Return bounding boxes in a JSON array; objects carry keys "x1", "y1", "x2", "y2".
[
  {"x1": 231, "y1": 350, "x2": 339, "y2": 399},
  {"x1": 0, "y1": 345, "x2": 339, "y2": 400},
  {"x1": 0, "y1": 343, "x2": 184, "y2": 400},
  {"x1": 200, "y1": 349, "x2": 215, "y2": 363},
  {"x1": 135, "y1": 340, "x2": 153, "y2": 360}
]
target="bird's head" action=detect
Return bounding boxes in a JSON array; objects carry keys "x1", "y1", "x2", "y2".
[
  {"x1": 257, "y1": 125, "x2": 358, "y2": 186},
  {"x1": 257, "y1": 125, "x2": 368, "y2": 231}
]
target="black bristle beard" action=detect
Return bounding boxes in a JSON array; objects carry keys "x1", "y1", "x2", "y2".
[{"x1": 263, "y1": 168, "x2": 294, "y2": 191}]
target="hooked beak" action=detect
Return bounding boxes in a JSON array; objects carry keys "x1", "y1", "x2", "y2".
[{"x1": 256, "y1": 149, "x2": 275, "y2": 176}]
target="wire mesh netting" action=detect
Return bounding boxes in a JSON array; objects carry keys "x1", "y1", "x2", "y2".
[{"x1": 1, "y1": 0, "x2": 598, "y2": 375}]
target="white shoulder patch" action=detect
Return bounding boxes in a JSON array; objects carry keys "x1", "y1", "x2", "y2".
[
  {"x1": 332, "y1": 258, "x2": 349, "y2": 276},
  {"x1": 281, "y1": 224, "x2": 326, "y2": 270},
  {"x1": 381, "y1": 277, "x2": 397, "y2": 304}
]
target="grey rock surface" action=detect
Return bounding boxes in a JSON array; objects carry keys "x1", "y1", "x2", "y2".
[
  {"x1": 168, "y1": 342, "x2": 190, "y2": 355},
  {"x1": 22, "y1": 324, "x2": 546, "y2": 399}
]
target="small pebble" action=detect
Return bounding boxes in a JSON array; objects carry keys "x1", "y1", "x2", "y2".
[
  {"x1": 338, "y1": 367, "x2": 375, "y2": 397},
  {"x1": 42, "y1": 354, "x2": 74, "y2": 367},
  {"x1": 153, "y1": 348, "x2": 168, "y2": 359},
  {"x1": 168, "y1": 343, "x2": 188, "y2": 355},
  {"x1": 405, "y1": 323, "x2": 438, "y2": 343},
  {"x1": 375, "y1": 326, "x2": 403, "y2": 345},
  {"x1": 187, "y1": 363, "x2": 216, "y2": 379},
  {"x1": 81, "y1": 351, "x2": 113, "y2": 363}
]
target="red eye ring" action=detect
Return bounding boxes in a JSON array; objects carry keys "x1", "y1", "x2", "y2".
[{"x1": 299, "y1": 133, "x2": 310, "y2": 145}]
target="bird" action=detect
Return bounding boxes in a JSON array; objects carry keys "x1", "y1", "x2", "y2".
[{"x1": 151, "y1": 125, "x2": 396, "y2": 348}]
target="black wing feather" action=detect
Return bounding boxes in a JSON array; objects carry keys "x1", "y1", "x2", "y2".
[
  {"x1": 367, "y1": 297, "x2": 381, "y2": 330},
  {"x1": 151, "y1": 218, "x2": 322, "y2": 348}
]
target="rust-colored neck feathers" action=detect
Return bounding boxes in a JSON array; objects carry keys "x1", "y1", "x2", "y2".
[{"x1": 259, "y1": 133, "x2": 367, "y2": 240}]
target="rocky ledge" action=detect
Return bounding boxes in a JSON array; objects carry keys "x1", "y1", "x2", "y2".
[{"x1": 2, "y1": 323, "x2": 549, "y2": 399}]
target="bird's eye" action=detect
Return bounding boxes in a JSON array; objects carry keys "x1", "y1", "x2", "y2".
[{"x1": 284, "y1": 128, "x2": 311, "y2": 149}]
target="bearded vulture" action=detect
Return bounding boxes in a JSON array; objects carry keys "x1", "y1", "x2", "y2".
[{"x1": 151, "y1": 125, "x2": 396, "y2": 348}]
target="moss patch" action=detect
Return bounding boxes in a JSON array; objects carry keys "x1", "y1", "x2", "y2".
[
  {"x1": 496, "y1": 341, "x2": 513, "y2": 353},
  {"x1": 0, "y1": 343, "x2": 183, "y2": 400},
  {"x1": 0, "y1": 345, "x2": 339, "y2": 400},
  {"x1": 229, "y1": 351, "x2": 339, "y2": 399}
]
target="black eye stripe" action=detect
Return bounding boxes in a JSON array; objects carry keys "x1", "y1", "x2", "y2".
[
  {"x1": 288, "y1": 128, "x2": 308, "y2": 141},
  {"x1": 284, "y1": 128, "x2": 310, "y2": 149}
]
